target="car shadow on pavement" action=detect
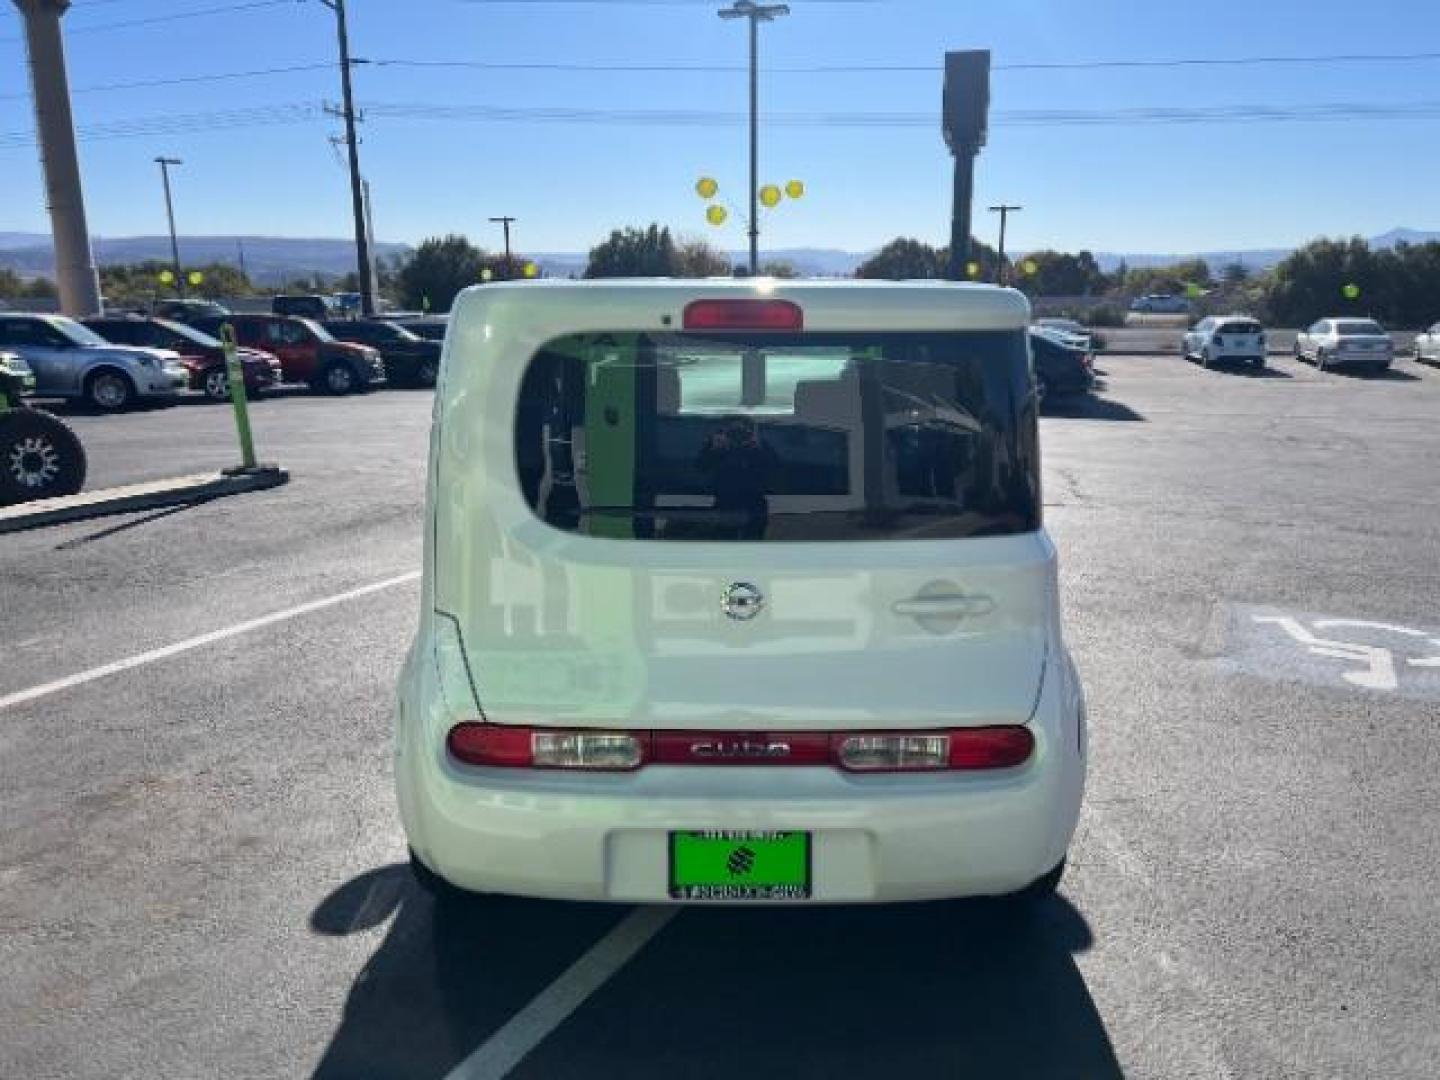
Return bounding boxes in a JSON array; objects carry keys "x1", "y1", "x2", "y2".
[
  {"x1": 1214, "y1": 363, "x2": 1292, "y2": 379},
  {"x1": 309, "y1": 865, "x2": 1121, "y2": 1080},
  {"x1": 1041, "y1": 393, "x2": 1144, "y2": 422},
  {"x1": 1325, "y1": 366, "x2": 1422, "y2": 382}
]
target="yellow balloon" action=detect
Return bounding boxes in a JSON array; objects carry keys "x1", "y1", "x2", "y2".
[
  {"x1": 759, "y1": 184, "x2": 783, "y2": 209},
  {"x1": 966, "y1": 261, "x2": 981, "y2": 279},
  {"x1": 785, "y1": 180, "x2": 805, "y2": 200},
  {"x1": 1342, "y1": 283, "x2": 1361, "y2": 300},
  {"x1": 188, "y1": 271, "x2": 204, "y2": 286},
  {"x1": 158, "y1": 270, "x2": 175, "y2": 284},
  {"x1": 480, "y1": 266, "x2": 494, "y2": 282},
  {"x1": 1022, "y1": 259, "x2": 1039, "y2": 276},
  {"x1": 706, "y1": 204, "x2": 728, "y2": 226},
  {"x1": 696, "y1": 177, "x2": 719, "y2": 199},
  {"x1": 523, "y1": 262, "x2": 538, "y2": 279}
]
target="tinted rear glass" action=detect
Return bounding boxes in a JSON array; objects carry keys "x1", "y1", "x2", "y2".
[
  {"x1": 515, "y1": 331, "x2": 1039, "y2": 542},
  {"x1": 1218, "y1": 321, "x2": 1262, "y2": 334},
  {"x1": 1336, "y1": 320, "x2": 1384, "y2": 336}
]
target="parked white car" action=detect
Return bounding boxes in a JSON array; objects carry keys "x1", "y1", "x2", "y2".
[
  {"x1": 1181, "y1": 316, "x2": 1267, "y2": 369},
  {"x1": 0, "y1": 313, "x2": 187, "y2": 411},
  {"x1": 397, "y1": 279, "x2": 1087, "y2": 905},
  {"x1": 1033, "y1": 319, "x2": 1091, "y2": 351},
  {"x1": 1294, "y1": 318, "x2": 1394, "y2": 372},
  {"x1": 1412, "y1": 321, "x2": 1440, "y2": 366},
  {"x1": 1130, "y1": 294, "x2": 1189, "y2": 314}
]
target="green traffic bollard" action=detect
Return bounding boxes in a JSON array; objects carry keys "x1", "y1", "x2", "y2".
[{"x1": 221, "y1": 324, "x2": 258, "y2": 470}]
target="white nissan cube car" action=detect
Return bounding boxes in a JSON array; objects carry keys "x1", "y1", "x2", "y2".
[{"x1": 396, "y1": 280, "x2": 1086, "y2": 905}]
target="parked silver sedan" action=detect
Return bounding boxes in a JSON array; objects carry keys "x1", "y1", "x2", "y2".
[
  {"x1": 0, "y1": 313, "x2": 188, "y2": 411},
  {"x1": 1413, "y1": 321, "x2": 1440, "y2": 366},
  {"x1": 1293, "y1": 318, "x2": 1394, "y2": 372}
]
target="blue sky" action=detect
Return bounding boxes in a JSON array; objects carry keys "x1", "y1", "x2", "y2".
[{"x1": 2, "y1": 0, "x2": 1438, "y2": 256}]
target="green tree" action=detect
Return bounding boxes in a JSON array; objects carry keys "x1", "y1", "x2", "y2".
[
  {"x1": 396, "y1": 234, "x2": 493, "y2": 312},
  {"x1": 674, "y1": 238, "x2": 732, "y2": 278},
  {"x1": 1220, "y1": 261, "x2": 1250, "y2": 287},
  {"x1": 1124, "y1": 258, "x2": 1212, "y2": 297},
  {"x1": 585, "y1": 224, "x2": 680, "y2": 278},
  {"x1": 21, "y1": 276, "x2": 58, "y2": 301},
  {"x1": 1013, "y1": 250, "x2": 1105, "y2": 297},
  {"x1": 759, "y1": 260, "x2": 799, "y2": 279},
  {"x1": 1263, "y1": 238, "x2": 1377, "y2": 326},
  {"x1": 0, "y1": 267, "x2": 23, "y2": 299},
  {"x1": 857, "y1": 237, "x2": 1006, "y2": 281},
  {"x1": 855, "y1": 238, "x2": 943, "y2": 280}
]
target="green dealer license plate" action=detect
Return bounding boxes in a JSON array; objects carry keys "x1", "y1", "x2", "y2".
[{"x1": 668, "y1": 830, "x2": 811, "y2": 900}]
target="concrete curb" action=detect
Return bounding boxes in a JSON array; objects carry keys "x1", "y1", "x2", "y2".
[{"x1": 0, "y1": 466, "x2": 289, "y2": 535}]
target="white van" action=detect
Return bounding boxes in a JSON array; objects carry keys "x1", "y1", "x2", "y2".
[{"x1": 396, "y1": 280, "x2": 1086, "y2": 904}]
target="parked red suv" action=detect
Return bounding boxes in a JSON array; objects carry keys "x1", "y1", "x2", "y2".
[
  {"x1": 83, "y1": 316, "x2": 282, "y2": 402},
  {"x1": 194, "y1": 314, "x2": 384, "y2": 395}
]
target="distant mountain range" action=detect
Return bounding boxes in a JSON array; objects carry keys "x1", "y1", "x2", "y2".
[{"x1": 2, "y1": 229, "x2": 1437, "y2": 283}]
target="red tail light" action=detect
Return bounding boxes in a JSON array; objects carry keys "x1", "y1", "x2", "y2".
[
  {"x1": 447, "y1": 724, "x2": 1032, "y2": 773},
  {"x1": 683, "y1": 299, "x2": 803, "y2": 332},
  {"x1": 943, "y1": 727, "x2": 1035, "y2": 770}
]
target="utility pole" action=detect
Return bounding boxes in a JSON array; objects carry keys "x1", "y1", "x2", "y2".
[
  {"x1": 489, "y1": 216, "x2": 516, "y2": 279},
  {"x1": 718, "y1": 1, "x2": 789, "y2": 276},
  {"x1": 318, "y1": 0, "x2": 375, "y2": 316},
  {"x1": 237, "y1": 238, "x2": 247, "y2": 280},
  {"x1": 155, "y1": 157, "x2": 184, "y2": 296},
  {"x1": 988, "y1": 204, "x2": 1022, "y2": 285},
  {"x1": 13, "y1": 0, "x2": 101, "y2": 316}
]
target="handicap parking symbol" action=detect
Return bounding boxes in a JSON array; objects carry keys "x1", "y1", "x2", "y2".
[{"x1": 1230, "y1": 607, "x2": 1440, "y2": 699}]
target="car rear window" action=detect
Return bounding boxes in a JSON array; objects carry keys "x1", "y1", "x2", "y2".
[
  {"x1": 1336, "y1": 320, "x2": 1384, "y2": 336},
  {"x1": 514, "y1": 331, "x2": 1040, "y2": 542},
  {"x1": 1218, "y1": 321, "x2": 1262, "y2": 335}
]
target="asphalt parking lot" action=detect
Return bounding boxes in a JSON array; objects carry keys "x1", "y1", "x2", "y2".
[{"x1": 4, "y1": 352, "x2": 1439, "y2": 1079}]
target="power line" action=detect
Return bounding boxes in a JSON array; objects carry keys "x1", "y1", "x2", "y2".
[
  {"x1": 4, "y1": 49, "x2": 1437, "y2": 100},
  {"x1": 8, "y1": 98, "x2": 1440, "y2": 150},
  {"x1": 0, "y1": 0, "x2": 301, "y2": 43},
  {"x1": 0, "y1": 63, "x2": 335, "y2": 102},
  {"x1": 366, "y1": 50, "x2": 1440, "y2": 74}
]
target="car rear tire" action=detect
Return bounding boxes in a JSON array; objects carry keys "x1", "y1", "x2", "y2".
[
  {"x1": 84, "y1": 368, "x2": 135, "y2": 412},
  {"x1": 0, "y1": 407, "x2": 87, "y2": 506},
  {"x1": 202, "y1": 367, "x2": 232, "y2": 402},
  {"x1": 321, "y1": 361, "x2": 359, "y2": 396}
]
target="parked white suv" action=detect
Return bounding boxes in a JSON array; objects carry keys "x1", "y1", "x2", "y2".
[
  {"x1": 1181, "y1": 316, "x2": 1267, "y2": 369},
  {"x1": 1294, "y1": 318, "x2": 1394, "y2": 372},
  {"x1": 396, "y1": 280, "x2": 1087, "y2": 905}
]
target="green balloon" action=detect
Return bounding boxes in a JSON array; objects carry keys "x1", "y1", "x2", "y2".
[{"x1": 1342, "y1": 283, "x2": 1361, "y2": 300}]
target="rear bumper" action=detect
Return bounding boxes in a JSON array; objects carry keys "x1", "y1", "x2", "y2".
[{"x1": 396, "y1": 642, "x2": 1086, "y2": 904}]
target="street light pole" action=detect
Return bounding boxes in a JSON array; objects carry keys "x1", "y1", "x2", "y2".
[
  {"x1": 318, "y1": 0, "x2": 376, "y2": 316},
  {"x1": 988, "y1": 204, "x2": 1022, "y2": 285},
  {"x1": 155, "y1": 156, "x2": 184, "y2": 296},
  {"x1": 718, "y1": 1, "x2": 789, "y2": 276},
  {"x1": 489, "y1": 216, "x2": 516, "y2": 279}
]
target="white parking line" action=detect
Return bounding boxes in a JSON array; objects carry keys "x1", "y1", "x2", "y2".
[
  {"x1": 445, "y1": 906, "x2": 678, "y2": 1080},
  {"x1": 0, "y1": 571, "x2": 420, "y2": 713}
]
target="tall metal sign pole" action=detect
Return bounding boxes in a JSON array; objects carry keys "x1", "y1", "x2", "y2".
[
  {"x1": 942, "y1": 50, "x2": 991, "y2": 281},
  {"x1": 490, "y1": 216, "x2": 517, "y2": 279},
  {"x1": 988, "y1": 203, "x2": 1022, "y2": 285},
  {"x1": 319, "y1": 0, "x2": 375, "y2": 316},
  {"x1": 13, "y1": 0, "x2": 101, "y2": 316},
  {"x1": 719, "y1": 1, "x2": 789, "y2": 276},
  {"x1": 155, "y1": 157, "x2": 185, "y2": 296}
]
